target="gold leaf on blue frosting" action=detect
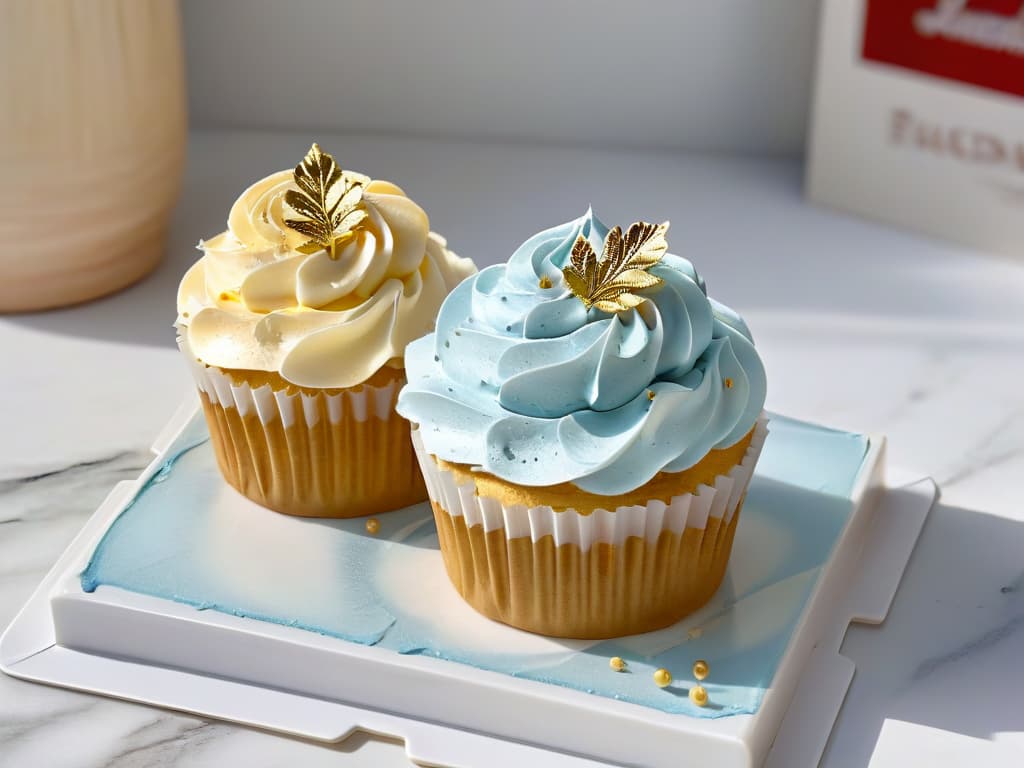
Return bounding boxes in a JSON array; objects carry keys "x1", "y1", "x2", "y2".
[{"x1": 562, "y1": 220, "x2": 668, "y2": 312}]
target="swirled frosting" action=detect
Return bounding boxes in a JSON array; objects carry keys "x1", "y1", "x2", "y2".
[
  {"x1": 177, "y1": 170, "x2": 476, "y2": 389},
  {"x1": 396, "y1": 210, "x2": 766, "y2": 495}
]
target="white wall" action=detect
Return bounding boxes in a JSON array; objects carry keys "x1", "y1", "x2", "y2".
[{"x1": 182, "y1": 0, "x2": 819, "y2": 155}]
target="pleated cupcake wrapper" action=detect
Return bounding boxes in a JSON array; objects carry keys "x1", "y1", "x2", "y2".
[
  {"x1": 411, "y1": 417, "x2": 768, "y2": 638},
  {"x1": 186, "y1": 358, "x2": 400, "y2": 428},
  {"x1": 179, "y1": 337, "x2": 425, "y2": 518},
  {"x1": 412, "y1": 418, "x2": 767, "y2": 549}
]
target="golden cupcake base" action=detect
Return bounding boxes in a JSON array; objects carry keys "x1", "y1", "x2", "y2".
[
  {"x1": 198, "y1": 365, "x2": 425, "y2": 518},
  {"x1": 432, "y1": 499, "x2": 742, "y2": 639},
  {"x1": 412, "y1": 420, "x2": 767, "y2": 639}
]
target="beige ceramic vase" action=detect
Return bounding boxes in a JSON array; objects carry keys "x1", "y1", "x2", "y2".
[{"x1": 0, "y1": 0, "x2": 186, "y2": 312}]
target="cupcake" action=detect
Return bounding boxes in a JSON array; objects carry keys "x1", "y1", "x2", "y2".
[
  {"x1": 177, "y1": 144, "x2": 475, "y2": 518},
  {"x1": 397, "y1": 211, "x2": 767, "y2": 638}
]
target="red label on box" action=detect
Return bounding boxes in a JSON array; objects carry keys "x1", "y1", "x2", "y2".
[{"x1": 863, "y1": 0, "x2": 1024, "y2": 98}]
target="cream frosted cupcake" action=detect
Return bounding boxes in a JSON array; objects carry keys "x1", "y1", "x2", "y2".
[
  {"x1": 397, "y1": 211, "x2": 767, "y2": 638},
  {"x1": 177, "y1": 144, "x2": 476, "y2": 518}
]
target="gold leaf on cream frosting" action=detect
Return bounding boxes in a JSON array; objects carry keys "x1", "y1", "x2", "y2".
[
  {"x1": 284, "y1": 143, "x2": 369, "y2": 258},
  {"x1": 562, "y1": 220, "x2": 668, "y2": 312}
]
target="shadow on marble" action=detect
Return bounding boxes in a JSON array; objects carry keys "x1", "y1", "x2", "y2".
[
  {"x1": 823, "y1": 497, "x2": 1024, "y2": 767},
  {"x1": 306, "y1": 729, "x2": 405, "y2": 756}
]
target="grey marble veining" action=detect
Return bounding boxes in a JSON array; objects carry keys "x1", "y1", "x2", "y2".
[{"x1": 2, "y1": 130, "x2": 1024, "y2": 767}]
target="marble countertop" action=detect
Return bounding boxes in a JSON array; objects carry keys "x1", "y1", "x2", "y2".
[{"x1": 2, "y1": 130, "x2": 1023, "y2": 767}]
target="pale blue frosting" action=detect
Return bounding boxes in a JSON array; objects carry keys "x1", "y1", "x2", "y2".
[{"x1": 396, "y1": 210, "x2": 767, "y2": 495}]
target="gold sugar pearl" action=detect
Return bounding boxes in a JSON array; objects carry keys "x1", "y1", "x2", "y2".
[
  {"x1": 647, "y1": 390, "x2": 656, "y2": 401},
  {"x1": 538, "y1": 275, "x2": 553, "y2": 289},
  {"x1": 365, "y1": 518, "x2": 380, "y2": 535},
  {"x1": 653, "y1": 668, "x2": 672, "y2": 688},
  {"x1": 689, "y1": 684, "x2": 708, "y2": 707},
  {"x1": 724, "y1": 378, "x2": 734, "y2": 389},
  {"x1": 692, "y1": 659, "x2": 709, "y2": 681},
  {"x1": 609, "y1": 656, "x2": 626, "y2": 672}
]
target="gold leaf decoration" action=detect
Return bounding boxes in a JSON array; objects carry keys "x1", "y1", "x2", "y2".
[
  {"x1": 562, "y1": 220, "x2": 669, "y2": 312},
  {"x1": 284, "y1": 143, "x2": 369, "y2": 258}
]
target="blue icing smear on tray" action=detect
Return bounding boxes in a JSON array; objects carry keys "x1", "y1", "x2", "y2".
[{"x1": 81, "y1": 411, "x2": 870, "y2": 719}]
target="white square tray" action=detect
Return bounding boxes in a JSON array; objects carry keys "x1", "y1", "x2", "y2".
[{"x1": 1, "y1": 401, "x2": 934, "y2": 767}]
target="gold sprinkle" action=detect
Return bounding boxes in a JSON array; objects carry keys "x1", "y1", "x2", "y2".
[
  {"x1": 653, "y1": 668, "x2": 672, "y2": 688},
  {"x1": 538, "y1": 275, "x2": 553, "y2": 289},
  {"x1": 647, "y1": 390, "x2": 656, "y2": 401},
  {"x1": 689, "y1": 684, "x2": 708, "y2": 707},
  {"x1": 724, "y1": 378, "x2": 734, "y2": 389},
  {"x1": 693, "y1": 660, "x2": 709, "y2": 681},
  {"x1": 365, "y1": 518, "x2": 380, "y2": 535},
  {"x1": 218, "y1": 290, "x2": 239, "y2": 302},
  {"x1": 182, "y1": 311, "x2": 190, "y2": 318},
  {"x1": 609, "y1": 656, "x2": 626, "y2": 672}
]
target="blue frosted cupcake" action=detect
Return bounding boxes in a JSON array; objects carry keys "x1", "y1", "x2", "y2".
[{"x1": 397, "y1": 211, "x2": 767, "y2": 638}]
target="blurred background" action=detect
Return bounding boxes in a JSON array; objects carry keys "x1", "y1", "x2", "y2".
[
  {"x1": 0, "y1": 0, "x2": 829, "y2": 336},
  {"x1": 5, "y1": 0, "x2": 1024, "y2": 452},
  {"x1": 5, "y1": 0, "x2": 1022, "y2": 333},
  {"x1": 183, "y1": 0, "x2": 817, "y2": 153}
]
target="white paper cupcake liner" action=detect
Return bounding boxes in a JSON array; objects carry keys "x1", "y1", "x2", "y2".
[
  {"x1": 412, "y1": 416, "x2": 768, "y2": 552},
  {"x1": 178, "y1": 333, "x2": 398, "y2": 427},
  {"x1": 177, "y1": 333, "x2": 423, "y2": 518}
]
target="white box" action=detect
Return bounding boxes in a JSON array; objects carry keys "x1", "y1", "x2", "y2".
[{"x1": 807, "y1": 0, "x2": 1024, "y2": 258}]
